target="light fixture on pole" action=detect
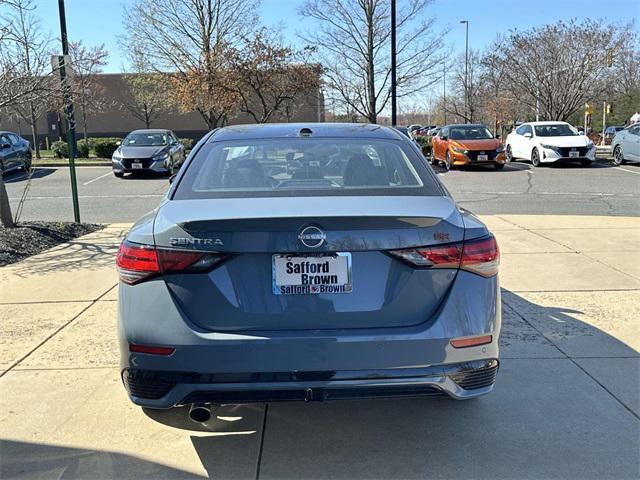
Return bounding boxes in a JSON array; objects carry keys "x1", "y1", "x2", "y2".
[{"x1": 460, "y1": 20, "x2": 469, "y2": 124}]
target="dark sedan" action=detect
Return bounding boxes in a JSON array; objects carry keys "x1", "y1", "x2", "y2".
[
  {"x1": 0, "y1": 131, "x2": 32, "y2": 175},
  {"x1": 111, "y1": 129, "x2": 185, "y2": 178}
]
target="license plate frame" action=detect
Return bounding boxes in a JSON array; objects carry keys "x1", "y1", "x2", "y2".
[
  {"x1": 569, "y1": 150, "x2": 579, "y2": 158},
  {"x1": 272, "y1": 252, "x2": 352, "y2": 295},
  {"x1": 132, "y1": 162, "x2": 143, "y2": 169},
  {"x1": 477, "y1": 154, "x2": 488, "y2": 162}
]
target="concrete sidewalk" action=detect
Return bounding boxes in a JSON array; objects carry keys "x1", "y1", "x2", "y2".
[{"x1": 1, "y1": 215, "x2": 638, "y2": 479}]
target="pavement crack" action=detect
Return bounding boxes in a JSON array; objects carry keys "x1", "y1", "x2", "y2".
[
  {"x1": 0, "y1": 283, "x2": 116, "y2": 378},
  {"x1": 254, "y1": 403, "x2": 269, "y2": 480}
]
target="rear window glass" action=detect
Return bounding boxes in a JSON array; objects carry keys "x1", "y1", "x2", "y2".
[{"x1": 173, "y1": 137, "x2": 442, "y2": 199}]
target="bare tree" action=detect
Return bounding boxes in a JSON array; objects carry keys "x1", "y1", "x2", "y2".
[
  {"x1": 443, "y1": 49, "x2": 484, "y2": 124},
  {"x1": 121, "y1": 0, "x2": 258, "y2": 128},
  {"x1": 484, "y1": 19, "x2": 630, "y2": 121},
  {"x1": 299, "y1": 0, "x2": 446, "y2": 123},
  {"x1": 122, "y1": 51, "x2": 170, "y2": 128},
  {"x1": 1, "y1": 0, "x2": 54, "y2": 158},
  {"x1": 68, "y1": 41, "x2": 110, "y2": 142},
  {"x1": 227, "y1": 31, "x2": 321, "y2": 123}
]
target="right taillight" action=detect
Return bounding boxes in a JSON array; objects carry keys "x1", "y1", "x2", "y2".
[
  {"x1": 116, "y1": 240, "x2": 229, "y2": 285},
  {"x1": 460, "y1": 235, "x2": 499, "y2": 277},
  {"x1": 388, "y1": 234, "x2": 499, "y2": 277}
]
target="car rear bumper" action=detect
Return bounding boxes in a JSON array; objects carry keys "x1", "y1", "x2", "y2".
[
  {"x1": 122, "y1": 359, "x2": 499, "y2": 408},
  {"x1": 118, "y1": 270, "x2": 501, "y2": 408}
]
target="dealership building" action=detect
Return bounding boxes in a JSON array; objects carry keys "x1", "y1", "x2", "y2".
[{"x1": 0, "y1": 73, "x2": 325, "y2": 148}]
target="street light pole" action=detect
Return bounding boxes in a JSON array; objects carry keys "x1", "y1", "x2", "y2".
[
  {"x1": 57, "y1": 0, "x2": 80, "y2": 222},
  {"x1": 443, "y1": 61, "x2": 447, "y2": 124},
  {"x1": 460, "y1": 20, "x2": 469, "y2": 123},
  {"x1": 390, "y1": 0, "x2": 397, "y2": 126}
]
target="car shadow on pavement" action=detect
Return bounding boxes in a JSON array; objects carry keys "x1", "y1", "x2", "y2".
[
  {"x1": 121, "y1": 172, "x2": 172, "y2": 181},
  {"x1": 3, "y1": 167, "x2": 56, "y2": 183},
  {"x1": 0, "y1": 439, "x2": 205, "y2": 479},
  {"x1": 429, "y1": 161, "x2": 532, "y2": 173},
  {"x1": 177, "y1": 290, "x2": 636, "y2": 479}
]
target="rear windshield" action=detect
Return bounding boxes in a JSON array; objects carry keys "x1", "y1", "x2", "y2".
[{"x1": 173, "y1": 137, "x2": 442, "y2": 199}]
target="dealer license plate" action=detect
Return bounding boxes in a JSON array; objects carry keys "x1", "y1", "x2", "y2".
[
  {"x1": 569, "y1": 150, "x2": 579, "y2": 158},
  {"x1": 477, "y1": 154, "x2": 488, "y2": 161},
  {"x1": 272, "y1": 253, "x2": 352, "y2": 295},
  {"x1": 132, "y1": 162, "x2": 143, "y2": 169}
]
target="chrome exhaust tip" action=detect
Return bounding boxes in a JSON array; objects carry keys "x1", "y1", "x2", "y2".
[{"x1": 188, "y1": 403, "x2": 212, "y2": 423}]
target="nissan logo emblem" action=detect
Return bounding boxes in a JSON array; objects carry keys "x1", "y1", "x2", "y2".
[{"x1": 298, "y1": 226, "x2": 326, "y2": 248}]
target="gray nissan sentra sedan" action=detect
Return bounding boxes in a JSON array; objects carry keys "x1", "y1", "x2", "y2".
[{"x1": 117, "y1": 123, "x2": 501, "y2": 422}]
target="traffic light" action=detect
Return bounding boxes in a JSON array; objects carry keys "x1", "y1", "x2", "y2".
[
  {"x1": 606, "y1": 104, "x2": 612, "y2": 114},
  {"x1": 606, "y1": 48, "x2": 614, "y2": 67},
  {"x1": 585, "y1": 53, "x2": 593, "y2": 71},
  {"x1": 585, "y1": 103, "x2": 594, "y2": 115}
]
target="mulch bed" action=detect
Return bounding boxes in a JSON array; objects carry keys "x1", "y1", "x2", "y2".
[{"x1": 0, "y1": 221, "x2": 104, "y2": 267}]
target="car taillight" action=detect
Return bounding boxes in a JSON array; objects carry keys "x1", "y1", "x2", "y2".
[
  {"x1": 388, "y1": 243, "x2": 462, "y2": 268},
  {"x1": 461, "y1": 235, "x2": 499, "y2": 277},
  {"x1": 387, "y1": 234, "x2": 499, "y2": 277},
  {"x1": 116, "y1": 240, "x2": 229, "y2": 285}
]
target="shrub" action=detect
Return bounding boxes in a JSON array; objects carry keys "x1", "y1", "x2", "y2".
[
  {"x1": 51, "y1": 139, "x2": 90, "y2": 158},
  {"x1": 76, "y1": 139, "x2": 90, "y2": 158},
  {"x1": 415, "y1": 135, "x2": 432, "y2": 147},
  {"x1": 51, "y1": 140, "x2": 68, "y2": 158},
  {"x1": 179, "y1": 137, "x2": 194, "y2": 151},
  {"x1": 93, "y1": 137, "x2": 122, "y2": 158}
]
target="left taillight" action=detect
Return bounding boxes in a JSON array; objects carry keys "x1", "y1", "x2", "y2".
[{"x1": 116, "y1": 240, "x2": 229, "y2": 285}]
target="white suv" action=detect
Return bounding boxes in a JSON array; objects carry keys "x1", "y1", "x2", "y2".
[{"x1": 505, "y1": 121, "x2": 595, "y2": 167}]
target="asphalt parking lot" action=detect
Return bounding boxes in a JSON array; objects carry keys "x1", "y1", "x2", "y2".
[{"x1": 4, "y1": 159, "x2": 640, "y2": 223}]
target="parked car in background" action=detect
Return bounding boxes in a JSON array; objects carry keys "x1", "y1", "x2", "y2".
[
  {"x1": 432, "y1": 124, "x2": 506, "y2": 170},
  {"x1": 408, "y1": 124, "x2": 423, "y2": 135},
  {"x1": 117, "y1": 123, "x2": 501, "y2": 418},
  {"x1": 604, "y1": 126, "x2": 625, "y2": 145},
  {"x1": 505, "y1": 121, "x2": 595, "y2": 167},
  {"x1": 393, "y1": 126, "x2": 411, "y2": 139},
  {"x1": 427, "y1": 127, "x2": 441, "y2": 137},
  {"x1": 612, "y1": 124, "x2": 640, "y2": 165},
  {"x1": 111, "y1": 129, "x2": 186, "y2": 178},
  {"x1": 0, "y1": 131, "x2": 32, "y2": 175}
]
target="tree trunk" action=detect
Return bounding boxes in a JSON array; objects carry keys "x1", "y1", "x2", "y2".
[
  {"x1": 29, "y1": 102, "x2": 40, "y2": 159},
  {"x1": 144, "y1": 105, "x2": 151, "y2": 128},
  {"x1": 82, "y1": 103, "x2": 88, "y2": 143},
  {"x1": 0, "y1": 176, "x2": 14, "y2": 228}
]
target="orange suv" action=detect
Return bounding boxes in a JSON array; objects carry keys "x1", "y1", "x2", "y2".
[{"x1": 432, "y1": 124, "x2": 506, "y2": 170}]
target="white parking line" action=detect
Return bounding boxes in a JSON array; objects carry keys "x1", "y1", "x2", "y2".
[
  {"x1": 615, "y1": 167, "x2": 640, "y2": 175},
  {"x1": 82, "y1": 171, "x2": 113, "y2": 185}
]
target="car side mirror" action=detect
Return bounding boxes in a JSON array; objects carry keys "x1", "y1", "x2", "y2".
[
  {"x1": 440, "y1": 136, "x2": 447, "y2": 141},
  {"x1": 169, "y1": 173, "x2": 177, "y2": 184},
  {"x1": 523, "y1": 132, "x2": 532, "y2": 139},
  {"x1": 0, "y1": 143, "x2": 10, "y2": 150},
  {"x1": 495, "y1": 134, "x2": 501, "y2": 140}
]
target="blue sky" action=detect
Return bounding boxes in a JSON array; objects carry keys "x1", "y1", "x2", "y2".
[{"x1": 34, "y1": 0, "x2": 639, "y2": 73}]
